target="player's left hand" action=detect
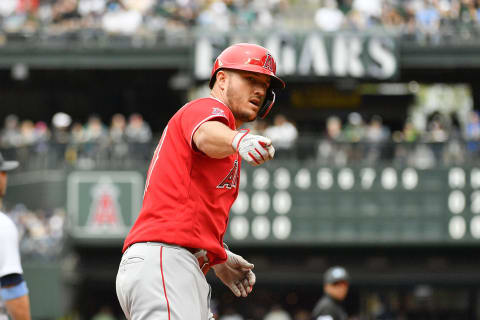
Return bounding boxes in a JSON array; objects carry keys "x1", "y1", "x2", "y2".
[
  {"x1": 232, "y1": 129, "x2": 275, "y2": 166},
  {"x1": 212, "y1": 250, "x2": 256, "y2": 298}
]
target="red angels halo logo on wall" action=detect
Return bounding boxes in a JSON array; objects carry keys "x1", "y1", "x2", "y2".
[
  {"x1": 263, "y1": 53, "x2": 275, "y2": 73},
  {"x1": 87, "y1": 177, "x2": 124, "y2": 229}
]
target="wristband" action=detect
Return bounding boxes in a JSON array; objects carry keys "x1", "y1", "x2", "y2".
[
  {"x1": 231, "y1": 129, "x2": 250, "y2": 151},
  {"x1": 0, "y1": 281, "x2": 28, "y2": 301},
  {"x1": 0, "y1": 273, "x2": 23, "y2": 287}
]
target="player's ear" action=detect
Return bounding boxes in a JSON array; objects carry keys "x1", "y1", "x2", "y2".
[{"x1": 216, "y1": 70, "x2": 228, "y2": 90}]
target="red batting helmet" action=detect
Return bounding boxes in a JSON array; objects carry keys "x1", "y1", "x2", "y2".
[{"x1": 209, "y1": 43, "x2": 286, "y2": 119}]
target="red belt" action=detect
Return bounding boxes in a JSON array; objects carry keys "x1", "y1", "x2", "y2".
[{"x1": 185, "y1": 247, "x2": 211, "y2": 275}]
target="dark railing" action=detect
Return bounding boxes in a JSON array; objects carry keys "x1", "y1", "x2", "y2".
[{"x1": 2, "y1": 26, "x2": 480, "y2": 48}]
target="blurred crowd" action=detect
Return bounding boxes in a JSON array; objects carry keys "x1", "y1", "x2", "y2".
[
  {"x1": 0, "y1": 112, "x2": 153, "y2": 170},
  {"x1": 314, "y1": 110, "x2": 480, "y2": 167},
  {"x1": 1, "y1": 0, "x2": 480, "y2": 44},
  {"x1": 2, "y1": 109, "x2": 480, "y2": 169},
  {"x1": 313, "y1": 0, "x2": 480, "y2": 44},
  {"x1": 253, "y1": 110, "x2": 480, "y2": 167},
  {"x1": 5, "y1": 204, "x2": 65, "y2": 259},
  {"x1": 0, "y1": 0, "x2": 291, "y2": 41}
]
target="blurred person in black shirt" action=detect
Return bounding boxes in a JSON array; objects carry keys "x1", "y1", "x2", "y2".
[{"x1": 312, "y1": 266, "x2": 350, "y2": 320}]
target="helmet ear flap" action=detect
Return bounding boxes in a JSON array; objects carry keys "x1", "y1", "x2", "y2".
[{"x1": 257, "y1": 89, "x2": 275, "y2": 119}]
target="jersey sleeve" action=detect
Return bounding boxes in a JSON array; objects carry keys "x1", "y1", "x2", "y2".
[
  {"x1": 0, "y1": 216, "x2": 23, "y2": 278},
  {"x1": 180, "y1": 100, "x2": 231, "y2": 149}
]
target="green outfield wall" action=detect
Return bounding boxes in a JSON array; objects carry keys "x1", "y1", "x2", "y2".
[{"x1": 5, "y1": 163, "x2": 479, "y2": 247}]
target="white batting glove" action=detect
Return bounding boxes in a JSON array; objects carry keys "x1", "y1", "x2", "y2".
[
  {"x1": 232, "y1": 129, "x2": 275, "y2": 166},
  {"x1": 212, "y1": 250, "x2": 256, "y2": 298},
  {"x1": 208, "y1": 311, "x2": 215, "y2": 320}
]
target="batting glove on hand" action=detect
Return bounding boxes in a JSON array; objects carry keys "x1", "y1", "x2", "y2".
[
  {"x1": 208, "y1": 311, "x2": 215, "y2": 320},
  {"x1": 232, "y1": 129, "x2": 275, "y2": 166},
  {"x1": 213, "y1": 250, "x2": 256, "y2": 298}
]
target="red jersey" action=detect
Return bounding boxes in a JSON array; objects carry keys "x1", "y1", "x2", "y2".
[{"x1": 123, "y1": 97, "x2": 240, "y2": 265}]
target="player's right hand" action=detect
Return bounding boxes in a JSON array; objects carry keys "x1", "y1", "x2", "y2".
[
  {"x1": 232, "y1": 129, "x2": 275, "y2": 166},
  {"x1": 212, "y1": 250, "x2": 256, "y2": 298}
]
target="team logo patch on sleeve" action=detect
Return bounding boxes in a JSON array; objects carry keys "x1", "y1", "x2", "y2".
[
  {"x1": 217, "y1": 160, "x2": 239, "y2": 189},
  {"x1": 212, "y1": 107, "x2": 226, "y2": 117}
]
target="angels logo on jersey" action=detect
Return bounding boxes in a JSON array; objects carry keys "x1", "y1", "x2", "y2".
[{"x1": 217, "y1": 160, "x2": 239, "y2": 189}]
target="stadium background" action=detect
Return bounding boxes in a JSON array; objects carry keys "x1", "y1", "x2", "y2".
[{"x1": 2, "y1": 0, "x2": 480, "y2": 319}]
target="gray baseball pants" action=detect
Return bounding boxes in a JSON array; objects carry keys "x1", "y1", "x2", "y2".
[{"x1": 116, "y1": 242, "x2": 211, "y2": 320}]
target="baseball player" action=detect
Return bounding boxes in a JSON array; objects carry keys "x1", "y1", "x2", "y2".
[
  {"x1": 116, "y1": 43, "x2": 285, "y2": 320},
  {"x1": 311, "y1": 266, "x2": 350, "y2": 320},
  {"x1": 0, "y1": 152, "x2": 31, "y2": 320}
]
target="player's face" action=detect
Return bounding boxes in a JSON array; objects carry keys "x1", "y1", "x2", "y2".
[
  {"x1": 0, "y1": 172, "x2": 7, "y2": 198},
  {"x1": 326, "y1": 281, "x2": 349, "y2": 300},
  {"x1": 225, "y1": 70, "x2": 271, "y2": 123}
]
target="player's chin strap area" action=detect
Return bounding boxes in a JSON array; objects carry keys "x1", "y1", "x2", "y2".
[{"x1": 257, "y1": 90, "x2": 276, "y2": 119}]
